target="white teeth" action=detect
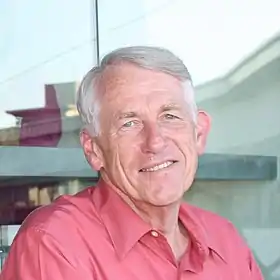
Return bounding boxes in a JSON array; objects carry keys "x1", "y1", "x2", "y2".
[{"x1": 142, "y1": 161, "x2": 173, "y2": 172}]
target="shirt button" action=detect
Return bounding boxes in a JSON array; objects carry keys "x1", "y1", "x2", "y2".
[{"x1": 151, "y1": 230, "x2": 159, "y2": 237}]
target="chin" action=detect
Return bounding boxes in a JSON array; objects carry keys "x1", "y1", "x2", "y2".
[
  {"x1": 148, "y1": 200, "x2": 180, "y2": 207},
  {"x1": 147, "y1": 193, "x2": 183, "y2": 207}
]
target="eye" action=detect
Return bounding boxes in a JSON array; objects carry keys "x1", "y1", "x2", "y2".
[
  {"x1": 164, "y1": 114, "x2": 179, "y2": 120},
  {"x1": 123, "y1": 120, "x2": 136, "y2": 127}
]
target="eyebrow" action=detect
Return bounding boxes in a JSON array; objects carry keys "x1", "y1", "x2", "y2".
[
  {"x1": 117, "y1": 111, "x2": 137, "y2": 120},
  {"x1": 116, "y1": 104, "x2": 183, "y2": 120},
  {"x1": 160, "y1": 103, "x2": 182, "y2": 112}
]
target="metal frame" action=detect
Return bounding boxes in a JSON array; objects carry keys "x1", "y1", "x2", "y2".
[{"x1": 0, "y1": 146, "x2": 277, "y2": 181}]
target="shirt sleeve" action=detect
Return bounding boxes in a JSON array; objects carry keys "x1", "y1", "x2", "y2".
[
  {"x1": 1, "y1": 226, "x2": 92, "y2": 280},
  {"x1": 248, "y1": 249, "x2": 264, "y2": 280},
  {"x1": 226, "y1": 220, "x2": 264, "y2": 280}
]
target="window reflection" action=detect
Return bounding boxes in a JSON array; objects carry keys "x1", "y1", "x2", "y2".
[
  {"x1": 0, "y1": 178, "x2": 97, "y2": 270},
  {"x1": 0, "y1": 179, "x2": 96, "y2": 225},
  {"x1": 97, "y1": 1, "x2": 280, "y2": 279},
  {"x1": 1, "y1": 0, "x2": 280, "y2": 278}
]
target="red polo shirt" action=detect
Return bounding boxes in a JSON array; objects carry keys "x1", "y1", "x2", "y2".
[{"x1": 1, "y1": 180, "x2": 263, "y2": 279}]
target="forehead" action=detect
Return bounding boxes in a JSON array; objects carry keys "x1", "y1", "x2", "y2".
[{"x1": 98, "y1": 63, "x2": 187, "y2": 108}]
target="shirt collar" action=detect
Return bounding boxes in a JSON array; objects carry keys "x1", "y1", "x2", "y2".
[
  {"x1": 179, "y1": 204, "x2": 228, "y2": 264},
  {"x1": 92, "y1": 180, "x2": 227, "y2": 264},
  {"x1": 92, "y1": 179, "x2": 151, "y2": 259}
]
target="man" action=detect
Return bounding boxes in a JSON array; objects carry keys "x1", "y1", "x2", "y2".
[{"x1": 1, "y1": 46, "x2": 263, "y2": 279}]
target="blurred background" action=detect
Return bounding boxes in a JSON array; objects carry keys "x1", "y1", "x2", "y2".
[{"x1": 0, "y1": 0, "x2": 280, "y2": 278}]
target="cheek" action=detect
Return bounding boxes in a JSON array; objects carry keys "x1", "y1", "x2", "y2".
[
  {"x1": 107, "y1": 140, "x2": 137, "y2": 169},
  {"x1": 100, "y1": 140, "x2": 119, "y2": 170},
  {"x1": 172, "y1": 128, "x2": 197, "y2": 150}
]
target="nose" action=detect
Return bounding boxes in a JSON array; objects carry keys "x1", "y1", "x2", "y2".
[{"x1": 141, "y1": 122, "x2": 167, "y2": 154}]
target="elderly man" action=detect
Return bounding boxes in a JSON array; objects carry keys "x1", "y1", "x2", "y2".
[{"x1": 1, "y1": 46, "x2": 263, "y2": 279}]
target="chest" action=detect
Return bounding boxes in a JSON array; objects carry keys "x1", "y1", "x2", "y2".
[{"x1": 81, "y1": 241, "x2": 251, "y2": 280}]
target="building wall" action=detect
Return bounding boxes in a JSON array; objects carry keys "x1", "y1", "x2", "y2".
[
  {"x1": 185, "y1": 61, "x2": 280, "y2": 279},
  {"x1": 1, "y1": 1, "x2": 280, "y2": 277},
  {"x1": 202, "y1": 66, "x2": 280, "y2": 156}
]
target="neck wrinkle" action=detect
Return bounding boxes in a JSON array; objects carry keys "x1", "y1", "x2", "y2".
[
  {"x1": 100, "y1": 176, "x2": 189, "y2": 260},
  {"x1": 110, "y1": 182, "x2": 182, "y2": 235}
]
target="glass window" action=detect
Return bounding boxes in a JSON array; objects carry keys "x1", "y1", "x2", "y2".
[
  {"x1": 98, "y1": 1, "x2": 280, "y2": 279},
  {"x1": 0, "y1": 0, "x2": 99, "y2": 268},
  {"x1": 0, "y1": 1, "x2": 96, "y2": 148},
  {"x1": 1, "y1": 1, "x2": 280, "y2": 278}
]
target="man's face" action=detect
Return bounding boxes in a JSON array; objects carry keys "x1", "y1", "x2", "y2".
[{"x1": 82, "y1": 63, "x2": 210, "y2": 206}]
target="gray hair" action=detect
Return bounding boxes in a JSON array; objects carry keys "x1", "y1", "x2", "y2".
[{"x1": 76, "y1": 46, "x2": 197, "y2": 136}]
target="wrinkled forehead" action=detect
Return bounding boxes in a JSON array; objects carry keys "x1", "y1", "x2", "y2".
[{"x1": 96, "y1": 63, "x2": 189, "y2": 105}]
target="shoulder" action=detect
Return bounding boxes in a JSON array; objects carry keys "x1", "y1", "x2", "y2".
[
  {"x1": 183, "y1": 202, "x2": 238, "y2": 233},
  {"x1": 2, "y1": 188, "x2": 101, "y2": 279},
  {"x1": 19, "y1": 187, "x2": 102, "y2": 237},
  {"x1": 182, "y1": 203, "x2": 263, "y2": 277},
  {"x1": 181, "y1": 203, "x2": 250, "y2": 258}
]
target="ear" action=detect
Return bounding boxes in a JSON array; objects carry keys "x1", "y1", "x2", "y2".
[
  {"x1": 80, "y1": 129, "x2": 104, "y2": 171},
  {"x1": 196, "y1": 110, "x2": 211, "y2": 155}
]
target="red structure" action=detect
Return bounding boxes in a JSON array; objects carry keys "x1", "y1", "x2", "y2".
[{"x1": 6, "y1": 85, "x2": 62, "y2": 147}]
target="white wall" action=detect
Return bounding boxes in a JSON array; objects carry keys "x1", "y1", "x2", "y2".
[
  {"x1": 187, "y1": 60, "x2": 280, "y2": 279},
  {"x1": 201, "y1": 71, "x2": 280, "y2": 156}
]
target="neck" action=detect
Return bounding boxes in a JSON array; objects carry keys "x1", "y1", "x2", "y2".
[
  {"x1": 101, "y1": 174, "x2": 182, "y2": 233},
  {"x1": 100, "y1": 176, "x2": 189, "y2": 259},
  {"x1": 110, "y1": 183, "x2": 188, "y2": 259},
  {"x1": 132, "y1": 200, "x2": 181, "y2": 235},
  {"x1": 125, "y1": 191, "x2": 188, "y2": 259}
]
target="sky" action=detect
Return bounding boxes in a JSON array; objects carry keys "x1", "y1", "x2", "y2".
[{"x1": 0, "y1": 0, "x2": 280, "y2": 128}]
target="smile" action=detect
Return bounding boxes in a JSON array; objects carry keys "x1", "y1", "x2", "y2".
[{"x1": 140, "y1": 161, "x2": 176, "y2": 172}]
